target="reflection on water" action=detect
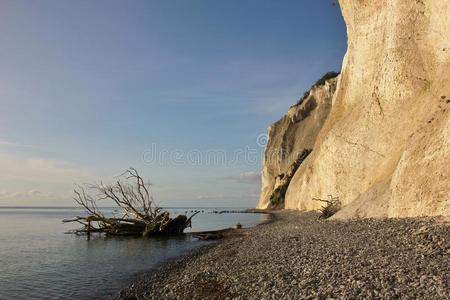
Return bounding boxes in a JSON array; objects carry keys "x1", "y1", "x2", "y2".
[{"x1": 0, "y1": 207, "x2": 268, "y2": 299}]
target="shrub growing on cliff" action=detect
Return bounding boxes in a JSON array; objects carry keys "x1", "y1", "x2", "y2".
[
  {"x1": 269, "y1": 184, "x2": 288, "y2": 209},
  {"x1": 313, "y1": 71, "x2": 340, "y2": 88},
  {"x1": 268, "y1": 149, "x2": 312, "y2": 209},
  {"x1": 294, "y1": 71, "x2": 340, "y2": 106}
]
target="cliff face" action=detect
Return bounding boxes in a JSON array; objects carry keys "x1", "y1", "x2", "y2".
[
  {"x1": 258, "y1": 0, "x2": 450, "y2": 218},
  {"x1": 257, "y1": 76, "x2": 338, "y2": 209}
]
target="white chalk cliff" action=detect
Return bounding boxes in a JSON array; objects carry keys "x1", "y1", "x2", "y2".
[
  {"x1": 257, "y1": 75, "x2": 338, "y2": 209},
  {"x1": 258, "y1": 0, "x2": 450, "y2": 218}
]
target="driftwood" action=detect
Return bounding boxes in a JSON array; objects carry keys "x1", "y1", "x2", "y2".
[
  {"x1": 313, "y1": 195, "x2": 341, "y2": 219},
  {"x1": 63, "y1": 168, "x2": 198, "y2": 237},
  {"x1": 193, "y1": 227, "x2": 245, "y2": 241}
]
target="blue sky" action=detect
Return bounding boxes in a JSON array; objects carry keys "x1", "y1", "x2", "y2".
[{"x1": 0, "y1": 0, "x2": 346, "y2": 207}]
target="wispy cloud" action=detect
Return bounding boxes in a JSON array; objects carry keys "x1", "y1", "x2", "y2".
[
  {"x1": 195, "y1": 191, "x2": 259, "y2": 201},
  {"x1": 0, "y1": 155, "x2": 93, "y2": 184},
  {"x1": 0, "y1": 189, "x2": 57, "y2": 200},
  {"x1": 196, "y1": 194, "x2": 228, "y2": 200},
  {"x1": 0, "y1": 139, "x2": 19, "y2": 147},
  {"x1": 220, "y1": 171, "x2": 261, "y2": 184},
  {"x1": 0, "y1": 151, "x2": 95, "y2": 205},
  {"x1": 0, "y1": 139, "x2": 32, "y2": 148}
]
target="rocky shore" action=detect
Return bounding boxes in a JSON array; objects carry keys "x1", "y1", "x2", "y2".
[{"x1": 119, "y1": 211, "x2": 449, "y2": 299}]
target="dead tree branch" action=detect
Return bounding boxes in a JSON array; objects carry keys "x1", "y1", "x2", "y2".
[
  {"x1": 63, "y1": 168, "x2": 196, "y2": 237},
  {"x1": 313, "y1": 195, "x2": 341, "y2": 219}
]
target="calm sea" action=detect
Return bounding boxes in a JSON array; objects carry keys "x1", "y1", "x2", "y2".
[{"x1": 0, "y1": 207, "x2": 269, "y2": 299}]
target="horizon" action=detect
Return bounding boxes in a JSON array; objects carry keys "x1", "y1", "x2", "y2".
[
  {"x1": 0, "y1": 0, "x2": 347, "y2": 207},
  {"x1": 0, "y1": 205, "x2": 253, "y2": 209}
]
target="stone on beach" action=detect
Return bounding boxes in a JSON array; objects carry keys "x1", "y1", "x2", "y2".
[{"x1": 119, "y1": 211, "x2": 449, "y2": 299}]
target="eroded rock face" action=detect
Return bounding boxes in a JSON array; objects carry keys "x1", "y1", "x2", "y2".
[
  {"x1": 257, "y1": 77, "x2": 338, "y2": 209},
  {"x1": 282, "y1": 0, "x2": 450, "y2": 218}
]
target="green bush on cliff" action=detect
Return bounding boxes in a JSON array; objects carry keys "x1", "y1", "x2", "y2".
[
  {"x1": 295, "y1": 71, "x2": 339, "y2": 106},
  {"x1": 268, "y1": 149, "x2": 312, "y2": 209},
  {"x1": 313, "y1": 71, "x2": 340, "y2": 88},
  {"x1": 269, "y1": 185, "x2": 288, "y2": 208}
]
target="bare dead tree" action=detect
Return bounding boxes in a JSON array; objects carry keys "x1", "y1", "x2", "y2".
[
  {"x1": 63, "y1": 168, "x2": 198, "y2": 237},
  {"x1": 313, "y1": 195, "x2": 341, "y2": 219}
]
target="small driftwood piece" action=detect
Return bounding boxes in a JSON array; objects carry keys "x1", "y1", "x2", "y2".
[
  {"x1": 312, "y1": 195, "x2": 341, "y2": 219},
  {"x1": 193, "y1": 227, "x2": 244, "y2": 241},
  {"x1": 63, "y1": 168, "x2": 198, "y2": 237}
]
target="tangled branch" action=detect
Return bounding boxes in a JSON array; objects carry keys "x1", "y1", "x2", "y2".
[
  {"x1": 313, "y1": 195, "x2": 341, "y2": 219},
  {"x1": 63, "y1": 168, "x2": 197, "y2": 237}
]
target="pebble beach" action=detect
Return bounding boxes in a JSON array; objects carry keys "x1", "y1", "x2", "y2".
[{"x1": 119, "y1": 211, "x2": 449, "y2": 299}]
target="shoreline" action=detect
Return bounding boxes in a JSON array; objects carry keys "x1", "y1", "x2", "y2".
[
  {"x1": 118, "y1": 211, "x2": 449, "y2": 299},
  {"x1": 111, "y1": 211, "x2": 275, "y2": 299}
]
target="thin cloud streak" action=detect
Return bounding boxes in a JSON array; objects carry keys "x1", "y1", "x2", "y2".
[
  {"x1": 0, "y1": 155, "x2": 93, "y2": 184},
  {"x1": 0, "y1": 139, "x2": 31, "y2": 148},
  {"x1": 220, "y1": 171, "x2": 261, "y2": 184},
  {"x1": 0, "y1": 189, "x2": 57, "y2": 200}
]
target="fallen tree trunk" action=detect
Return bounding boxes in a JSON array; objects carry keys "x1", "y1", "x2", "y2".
[{"x1": 63, "y1": 168, "x2": 198, "y2": 237}]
